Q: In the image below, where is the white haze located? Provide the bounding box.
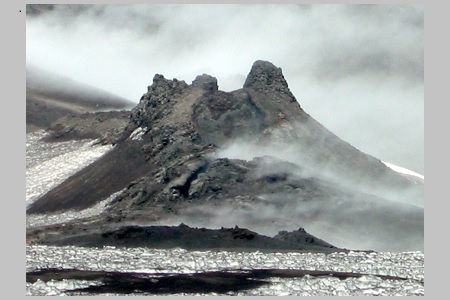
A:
[207,137,424,251]
[26,4,424,174]
[156,193,423,252]
[164,138,425,251]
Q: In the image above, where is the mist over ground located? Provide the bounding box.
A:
[26,4,423,174]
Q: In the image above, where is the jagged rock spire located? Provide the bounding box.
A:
[192,74,218,92]
[243,60,290,94]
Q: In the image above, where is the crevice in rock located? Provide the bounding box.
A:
[171,161,209,198]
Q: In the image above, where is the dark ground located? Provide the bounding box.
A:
[27,267,415,295]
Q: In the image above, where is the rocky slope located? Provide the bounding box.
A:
[26,60,423,252]
[26,65,134,132]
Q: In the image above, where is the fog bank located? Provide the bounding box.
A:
[26,4,424,173]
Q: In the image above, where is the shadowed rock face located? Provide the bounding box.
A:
[244,60,295,97]
[192,74,219,92]
[192,90,266,145]
[26,60,423,251]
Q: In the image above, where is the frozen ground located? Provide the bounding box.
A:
[26,130,114,226]
[26,245,424,296]
[26,131,113,207]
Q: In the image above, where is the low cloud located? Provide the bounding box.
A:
[154,192,423,252]
[26,4,424,173]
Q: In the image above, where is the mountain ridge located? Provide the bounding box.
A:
[26,65,135,132]
[26,60,423,251]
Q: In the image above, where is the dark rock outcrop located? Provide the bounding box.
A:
[192,74,219,92]
[243,60,295,99]
[192,89,266,145]
[27,224,339,252]
[43,110,131,144]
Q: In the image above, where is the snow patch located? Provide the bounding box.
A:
[26,131,113,206]
[129,127,147,140]
[382,162,424,181]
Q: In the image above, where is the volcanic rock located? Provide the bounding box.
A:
[26,60,424,251]
[243,60,295,99]
[26,224,340,252]
[192,74,219,92]
[43,110,131,144]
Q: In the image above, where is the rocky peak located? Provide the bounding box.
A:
[129,61,304,147]
[192,74,218,93]
[243,60,292,95]
[128,74,190,133]
[136,74,190,113]
[146,74,189,96]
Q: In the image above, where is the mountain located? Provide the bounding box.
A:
[26,65,135,132]
[26,61,423,252]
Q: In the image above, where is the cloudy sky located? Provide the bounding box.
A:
[26,4,424,173]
